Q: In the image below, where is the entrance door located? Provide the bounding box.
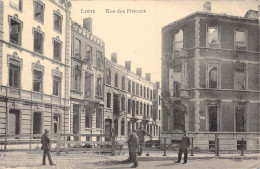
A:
[105,119,112,141]
[9,110,20,135]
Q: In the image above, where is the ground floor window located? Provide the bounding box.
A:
[53,114,60,134]
[121,119,125,136]
[96,108,102,129]
[235,106,246,132]
[9,109,20,135]
[208,106,218,131]
[33,112,42,134]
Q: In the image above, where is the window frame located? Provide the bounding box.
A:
[96,77,103,96]
[52,67,62,97]
[206,62,221,89]
[73,64,82,92]
[33,26,45,55]
[106,69,111,85]
[32,60,44,93]
[53,36,62,61]
[8,109,21,135]
[74,38,81,59]
[207,104,220,132]
[121,76,125,90]
[86,45,92,62]
[7,52,23,88]
[33,0,45,24]
[115,73,118,88]
[234,28,248,51]
[234,104,247,132]
[8,14,23,46]
[206,25,221,49]
[32,111,43,135]
[96,51,103,69]
[9,0,23,12]
[53,9,63,34]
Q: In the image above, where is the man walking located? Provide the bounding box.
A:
[136,124,151,156]
[127,130,138,168]
[175,130,190,164]
[41,129,55,166]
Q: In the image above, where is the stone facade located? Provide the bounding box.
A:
[161,4,260,150]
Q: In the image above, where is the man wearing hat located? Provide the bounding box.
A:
[175,130,190,164]
[127,130,138,168]
[136,124,151,156]
[41,129,55,166]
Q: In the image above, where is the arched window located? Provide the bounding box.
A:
[106,69,111,85]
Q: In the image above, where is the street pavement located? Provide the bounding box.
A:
[0,150,259,169]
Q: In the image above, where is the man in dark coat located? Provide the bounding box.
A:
[127,130,138,168]
[41,129,55,166]
[136,124,151,156]
[175,130,190,164]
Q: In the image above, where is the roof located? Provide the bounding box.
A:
[162,11,259,33]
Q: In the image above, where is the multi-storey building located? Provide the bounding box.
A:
[70,18,105,141]
[0,0,71,148]
[104,55,162,142]
[161,2,259,150]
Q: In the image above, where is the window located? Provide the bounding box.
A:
[150,106,153,117]
[96,77,102,96]
[74,66,81,91]
[140,103,142,115]
[159,110,161,120]
[235,106,246,132]
[86,45,92,62]
[53,114,60,134]
[173,81,180,97]
[207,27,219,48]
[74,38,81,58]
[121,96,125,111]
[53,12,62,33]
[121,119,125,136]
[107,92,111,108]
[10,0,22,11]
[235,29,246,51]
[132,101,135,116]
[208,106,218,131]
[121,76,125,90]
[33,70,43,92]
[84,74,92,98]
[34,30,44,54]
[34,1,44,23]
[106,69,111,85]
[159,95,161,105]
[136,84,139,96]
[9,110,20,135]
[144,87,146,98]
[85,106,92,128]
[147,88,149,99]
[174,29,183,53]
[147,104,149,116]
[33,112,42,134]
[9,19,22,46]
[136,101,139,114]
[96,108,102,128]
[9,63,20,88]
[128,80,131,92]
[208,64,219,89]
[53,39,61,61]
[150,90,152,100]
[53,76,61,96]
[140,85,143,97]
[144,104,146,115]
[132,82,135,95]
[96,51,103,69]
[234,63,246,90]
[115,73,118,88]
[128,99,131,114]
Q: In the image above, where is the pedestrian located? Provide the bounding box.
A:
[136,124,151,156]
[175,130,190,164]
[41,129,55,166]
[127,130,138,168]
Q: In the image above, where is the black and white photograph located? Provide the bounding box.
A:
[0,0,259,168]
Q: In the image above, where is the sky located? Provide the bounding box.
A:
[70,0,259,83]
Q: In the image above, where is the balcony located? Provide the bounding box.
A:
[0,85,68,106]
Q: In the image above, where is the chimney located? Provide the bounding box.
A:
[136,68,142,77]
[83,17,92,33]
[145,73,151,81]
[156,82,160,89]
[203,2,211,13]
[111,52,117,63]
[125,61,131,71]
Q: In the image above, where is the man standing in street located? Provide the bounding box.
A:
[175,130,190,164]
[41,129,55,166]
[136,124,151,156]
[127,130,138,168]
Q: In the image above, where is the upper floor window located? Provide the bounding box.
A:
[207,64,220,89]
[147,88,149,99]
[73,66,81,91]
[74,38,81,59]
[121,76,125,90]
[106,69,111,85]
[107,92,111,108]
[150,90,153,100]
[10,0,22,11]
[234,62,246,90]
[140,85,143,97]
[96,51,103,69]
[121,96,125,111]
[136,84,139,96]
[34,1,44,23]
[132,82,135,95]
[53,11,62,33]
[144,87,146,98]
[173,29,183,56]
[128,80,131,93]
[53,76,61,96]
[9,16,22,46]
[33,27,44,54]
[115,73,118,88]
[9,63,20,88]
[207,27,219,48]
[53,37,62,61]
[86,45,92,62]
[140,102,142,115]
[96,77,102,96]
[33,70,43,92]
[173,81,180,97]
[235,29,247,51]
